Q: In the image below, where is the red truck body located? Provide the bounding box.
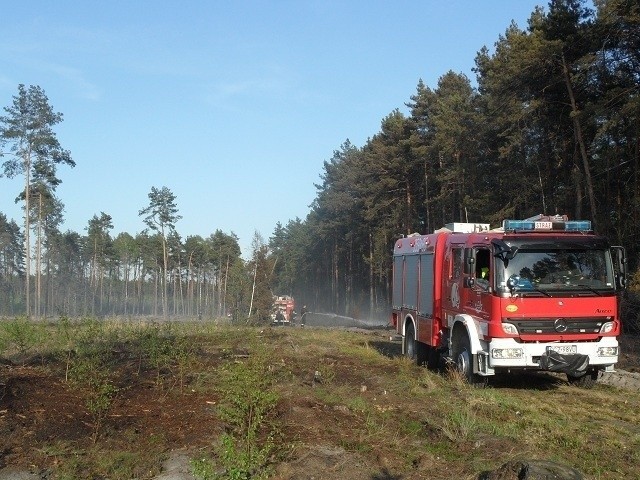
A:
[391,216,626,386]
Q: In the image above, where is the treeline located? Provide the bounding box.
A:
[1,0,639,320]
[270,0,640,318]
[0,86,275,320]
[0,209,259,319]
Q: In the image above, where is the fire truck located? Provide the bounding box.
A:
[391,215,627,387]
[271,295,295,325]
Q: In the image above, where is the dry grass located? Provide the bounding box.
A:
[1,320,639,479]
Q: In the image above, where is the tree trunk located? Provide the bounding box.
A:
[36,194,42,319]
[248,263,257,321]
[333,237,339,312]
[405,182,412,235]
[24,151,31,318]
[223,256,229,317]
[162,236,168,318]
[562,53,597,225]
[369,231,374,316]
[424,160,431,233]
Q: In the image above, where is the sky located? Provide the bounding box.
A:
[0,1,545,257]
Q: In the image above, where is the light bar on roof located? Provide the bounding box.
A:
[502,219,591,232]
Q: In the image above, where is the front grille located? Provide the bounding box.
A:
[504,317,606,334]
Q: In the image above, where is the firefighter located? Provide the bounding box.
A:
[300,305,308,326]
[477,266,490,290]
[475,249,491,290]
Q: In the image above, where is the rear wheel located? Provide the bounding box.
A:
[454,334,487,388]
[405,322,431,367]
[405,323,416,360]
[567,370,599,388]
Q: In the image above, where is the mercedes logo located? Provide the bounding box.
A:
[554,318,568,333]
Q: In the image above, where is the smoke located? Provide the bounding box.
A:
[302,312,388,329]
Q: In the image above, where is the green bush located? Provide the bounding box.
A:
[67,319,119,443]
[0,316,44,359]
[193,345,280,480]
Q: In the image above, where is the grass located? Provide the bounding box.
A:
[0,316,45,359]
[1,318,640,479]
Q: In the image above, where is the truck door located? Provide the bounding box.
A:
[444,244,464,316]
[464,246,492,320]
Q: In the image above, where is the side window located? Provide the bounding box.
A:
[475,248,491,288]
[452,248,463,280]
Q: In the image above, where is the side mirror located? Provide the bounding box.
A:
[612,246,627,290]
[464,248,476,275]
[491,239,518,262]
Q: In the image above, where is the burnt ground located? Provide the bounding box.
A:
[0,329,639,480]
[0,350,224,479]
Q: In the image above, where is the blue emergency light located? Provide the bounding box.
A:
[502,218,591,232]
[564,221,592,231]
[502,220,535,230]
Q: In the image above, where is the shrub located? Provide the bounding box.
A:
[193,345,280,480]
[0,316,44,359]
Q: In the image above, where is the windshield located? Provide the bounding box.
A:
[496,248,615,294]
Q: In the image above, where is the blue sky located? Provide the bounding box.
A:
[1,1,545,257]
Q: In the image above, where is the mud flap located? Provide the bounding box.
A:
[539,350,589,376]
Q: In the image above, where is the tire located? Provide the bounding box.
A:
[454,334,487,388]
[405,323,416,360]
[405,322,429,366]
[567,370,599,388]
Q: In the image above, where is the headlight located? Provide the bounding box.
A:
[597,346,618,357]
[502,323,518,335]
[492,348,524,359]
[600,322,615,334]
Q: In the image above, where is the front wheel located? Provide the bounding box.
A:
[454,334,487,388]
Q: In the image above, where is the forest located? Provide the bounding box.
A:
[1,0,639,321]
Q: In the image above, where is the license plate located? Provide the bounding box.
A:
[547,345,577,354]
[535,221,552,229]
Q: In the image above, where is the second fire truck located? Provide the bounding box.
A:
[271,295,295,325]
[391,215,626,387]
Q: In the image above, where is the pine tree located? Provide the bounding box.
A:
[0,84,74,317]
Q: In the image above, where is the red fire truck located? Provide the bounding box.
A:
[391,215,627,387]
[271,295,295,325]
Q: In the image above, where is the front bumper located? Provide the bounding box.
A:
[485,336,618,372]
